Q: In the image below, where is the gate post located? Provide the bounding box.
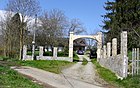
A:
[22,45,27,60]
[53,47,58,59]
[121,31,128,78]
[107,42,111,58]
[38,46,43,60]
[103,45,107,59]
[112,38,117,56]
[69,32,74,62]
[97,32,102,62]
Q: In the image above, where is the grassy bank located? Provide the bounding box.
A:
[0,56,74,87]
[0,64,43,88]
[92,59,140,88]
[19,60,74,74]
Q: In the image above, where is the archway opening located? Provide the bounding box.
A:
[73,38,98,62]
[69,32,102,62]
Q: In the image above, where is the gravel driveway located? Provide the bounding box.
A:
[11,55,109,88]
[61,55,108,88]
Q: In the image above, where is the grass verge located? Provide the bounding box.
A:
[0,64,43,88]
[19,60,74,74]
[82,58,88,65]
[92,59,140,88]
[0,56,74,87]
[73,53,79,62]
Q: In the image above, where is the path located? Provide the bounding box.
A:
[11,55,109,88]
[62,55,108,87]
[78,55,91,62]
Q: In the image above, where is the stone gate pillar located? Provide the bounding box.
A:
[69,32,74,61]
[121,31,128,78]
[121,31,127,56]
[39,46,43,60]
[103,45,107,58]
[22,45,27,60]
[107,42,111,58]
[97,32,102,62]
[112,38,117,56]
[53,47,57,59]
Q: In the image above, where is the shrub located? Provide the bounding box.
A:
[57,52,68,57]
[27,51,39,56]
[43,51,52,56]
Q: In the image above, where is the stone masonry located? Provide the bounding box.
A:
[107,42,111,58]
[99,31,128,78]
[69,31,102,62]
[112,38,117,56]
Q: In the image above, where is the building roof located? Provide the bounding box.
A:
[74,38,87,47]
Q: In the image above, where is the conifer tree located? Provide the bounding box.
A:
[103,0,140,50]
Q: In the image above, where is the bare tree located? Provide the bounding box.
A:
[5,0,41,59]
[68,19,86,35]
[37,9,67,49]
[36,10,86,52]
[0,11,26,58]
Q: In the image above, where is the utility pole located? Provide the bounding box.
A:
[32,14,37,60]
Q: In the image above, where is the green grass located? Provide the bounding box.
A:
[128,51,132,60]
[0,56,74,87]
[0,65,43,88]
[27,51,39,56]
[19,60,74,74]
[82,58,88,65]
[92,59,140,88]
[73,53,79,62]
[85,50,90,55]
[57,52,68,57]
[0,57,73,88]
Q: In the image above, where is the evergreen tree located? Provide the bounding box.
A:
[103,0,140,50]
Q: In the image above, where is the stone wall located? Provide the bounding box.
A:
[36,56,72,62]
[99,31,128,78]
[22,46,72,62]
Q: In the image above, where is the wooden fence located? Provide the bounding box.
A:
[131,48,140,76]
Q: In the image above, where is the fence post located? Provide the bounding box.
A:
[112,38,117,56]
[134,48,137,74]
[121,31,128,78]
[22,45,27,60]
[39,46,43,60]
[107,42,111,58]
[132,48,134,76]
[137,48,139,75]
[103,45,107,59]
[53,47,58,59]
[121,33,123,54]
